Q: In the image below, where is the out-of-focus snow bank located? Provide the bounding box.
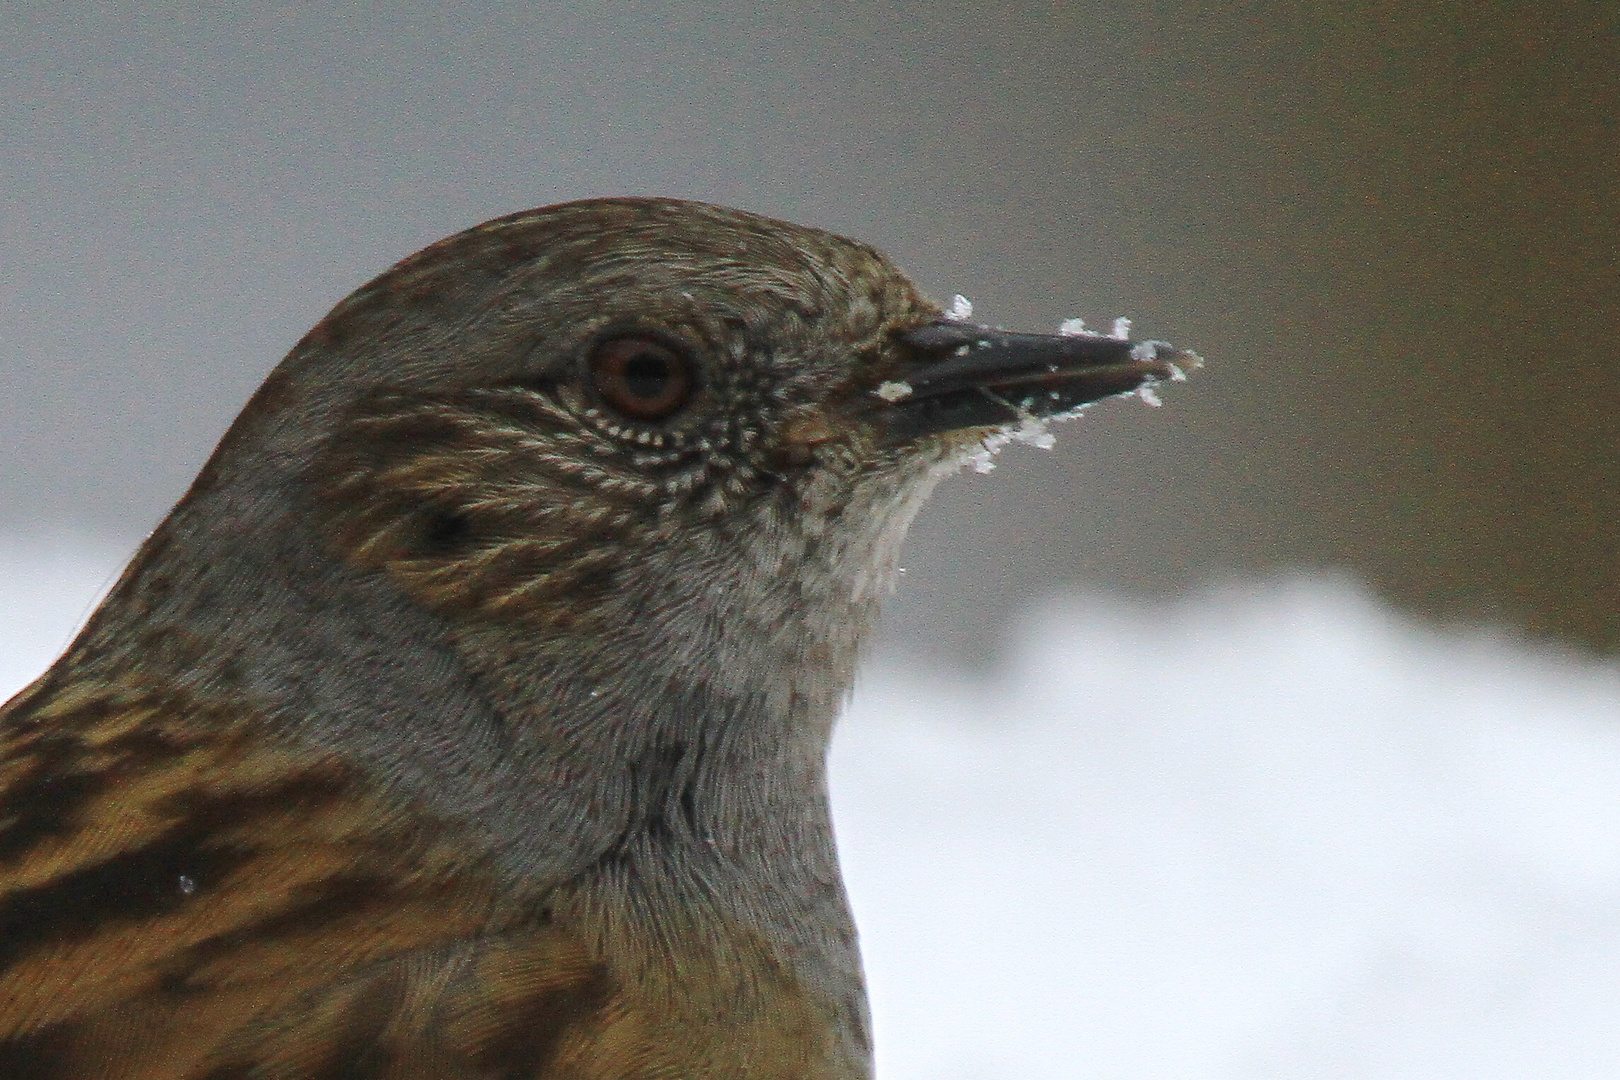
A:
[835,579,1620,1080]
[5,542,1620,1078]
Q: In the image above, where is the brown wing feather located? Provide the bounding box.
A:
[0,673,614,1079]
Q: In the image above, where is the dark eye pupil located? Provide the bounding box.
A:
[621,352,670,400]
[589,334,693,421]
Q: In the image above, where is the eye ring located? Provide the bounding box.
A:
[587,334,694,422]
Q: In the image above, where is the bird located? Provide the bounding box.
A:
[0,197,1194,1079]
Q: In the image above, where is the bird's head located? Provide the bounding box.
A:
[144,197,1191,722]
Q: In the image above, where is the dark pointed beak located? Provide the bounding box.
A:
[881,320,1201,441]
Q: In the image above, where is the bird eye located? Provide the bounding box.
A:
[589,335,693,421]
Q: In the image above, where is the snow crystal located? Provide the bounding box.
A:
[1129,341,1197,385]
[875,381,914,403]
[1110,316,1132,340]
[957,408,1074,473]
[1136,383,1163,407]
[1010,416,1058,450]
[1058,317,1090,337]
[948,294,974,320]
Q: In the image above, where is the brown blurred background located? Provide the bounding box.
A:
[3,1,1616,661]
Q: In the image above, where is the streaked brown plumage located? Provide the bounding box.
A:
[0,198,1193,1078]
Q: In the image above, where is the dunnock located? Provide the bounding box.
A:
[0,198,1193,1079]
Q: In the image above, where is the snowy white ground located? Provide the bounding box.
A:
[5,534,1620,1079]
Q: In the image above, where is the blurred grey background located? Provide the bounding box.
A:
[3,1,1616,661]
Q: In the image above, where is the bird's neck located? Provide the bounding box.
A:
[56,500,882,1080]
[446,560,874,869]
[73,484,881,869]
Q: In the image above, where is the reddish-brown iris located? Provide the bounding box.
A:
[588,335,693,421]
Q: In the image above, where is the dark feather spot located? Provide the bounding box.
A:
[0,827,252,973]
[302,973,407,1080]
[196,1065,256,1080]
[159,872,398,996]
[570,565,618,594]
[0,1022,76,1080]
[0,769,347,974]
[465,963,614,1079]
[416,510,474,557]
[0,739,108,864]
